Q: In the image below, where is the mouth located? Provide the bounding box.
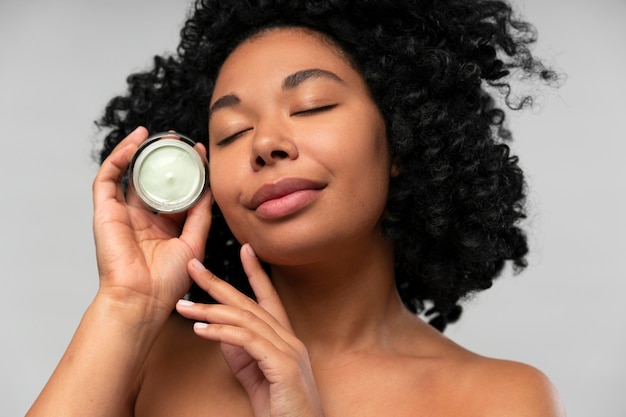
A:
[249,178,326,219]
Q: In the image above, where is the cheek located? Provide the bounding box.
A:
[208,163,225,203]
[208,159,239,212]
[343,131,391,210]
[208,158,253,241]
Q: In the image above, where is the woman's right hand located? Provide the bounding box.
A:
[92,126,213,321]
[26,127,213,417]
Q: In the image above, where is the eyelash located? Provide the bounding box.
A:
[216,128,252,146]
[293,104,337,116]
[215,104,338,146]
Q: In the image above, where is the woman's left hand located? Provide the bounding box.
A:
[175,244,325,417]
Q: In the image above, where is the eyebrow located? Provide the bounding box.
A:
[208,68,344,118]
[208,94,241,118]
[282,68,344,90]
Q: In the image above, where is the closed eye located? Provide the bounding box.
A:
[292,104,338,116]
[216,128,252,146]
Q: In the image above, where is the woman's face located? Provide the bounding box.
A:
[208,28,393,265]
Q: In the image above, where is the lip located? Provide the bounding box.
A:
[249,177,326,218]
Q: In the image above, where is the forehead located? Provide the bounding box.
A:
[212,28,359,98]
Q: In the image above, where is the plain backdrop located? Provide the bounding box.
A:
[1,0,624,416]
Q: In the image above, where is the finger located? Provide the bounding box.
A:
[191,321,296,380]
[179,188,213,259]
[176,300,290,350]
[187,259,260,311]
[124,172,147,210]
[193,141,208,160]
[187,259,299,345]
[93,126,148,207]
[186,259,289,331]
[241,244,292,332]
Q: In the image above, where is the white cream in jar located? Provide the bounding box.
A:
[130,132,208,213]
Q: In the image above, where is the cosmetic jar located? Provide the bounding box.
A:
[129,132,208,213]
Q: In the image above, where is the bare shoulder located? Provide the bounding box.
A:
[457,354,567,417]
[374,316,567,417]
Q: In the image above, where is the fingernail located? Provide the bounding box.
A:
[177,299,194,307]
[192,258,206,270]
[245,243,256,258]
[194,322,209,330]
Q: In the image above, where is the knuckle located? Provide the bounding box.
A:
[240,309,257,322]
[242,295,258,308]
[208,323,223,333]
[241,328,259,344]
[291,340,309,358]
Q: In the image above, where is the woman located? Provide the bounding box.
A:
[28,1,565,416]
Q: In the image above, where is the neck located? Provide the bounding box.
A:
[269,234,409,361]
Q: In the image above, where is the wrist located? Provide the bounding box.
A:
[91,289,173,332]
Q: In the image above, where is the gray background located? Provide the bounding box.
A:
[1,0,624,416]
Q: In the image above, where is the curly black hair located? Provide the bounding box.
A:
[97,0,556,331]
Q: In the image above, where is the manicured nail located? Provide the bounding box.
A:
[194,322,209,330]
[245,243,256,258]
[192,258,206,270]
[177,299,194,307]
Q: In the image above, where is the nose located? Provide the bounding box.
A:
[250,121,298,169]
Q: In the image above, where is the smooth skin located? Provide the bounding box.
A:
[27,28,566,417]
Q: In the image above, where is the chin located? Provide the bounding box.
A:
[253,241,324,266]
[246,232,344,267]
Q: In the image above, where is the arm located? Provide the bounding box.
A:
[27,127,213,417]
[26,295,164,417]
